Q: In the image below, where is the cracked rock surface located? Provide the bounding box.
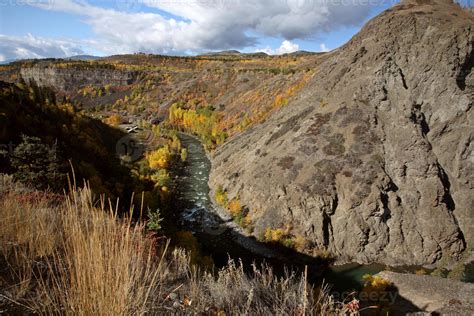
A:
[19,64,138,92]
[210,0,473,265]
[377,271,474,314]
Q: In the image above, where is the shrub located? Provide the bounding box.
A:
[312,248,332,259]
[214,185,228,207]
[150,169,172,188]
[146,209,163,232]
[269,68,281,75]
[274,94,289,107]
[277,156,295,170]
[233,212,245,226]
[361,274,393,313]
[281,237,295,248]
[104,114,122,126]
[448,256,468,280]
[264,227,286,243]
[237,114,252,131]
[243,213,253,230]
[362,275,391,292]
[104,84,111,94]
[228,198,242,217]
[415,268,427,275]
[294,235,308,252]
[170,134,182,152]
[263,226,302,250]
[180,148,188,162]
[147,147,172,169]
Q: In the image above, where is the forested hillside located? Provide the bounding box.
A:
[0,80,145,199]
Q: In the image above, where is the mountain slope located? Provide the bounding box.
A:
[209,0,473,265]
[0,54,319,139]
[0,80,143,199]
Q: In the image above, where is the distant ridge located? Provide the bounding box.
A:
[199,50,269,58]
[287,50,320,56]
[0,59,15,65]
[201,50,241,56]
[200,50,321,57]
[0,50,328,64]
[0,55,101,65]
[66,55,101,61]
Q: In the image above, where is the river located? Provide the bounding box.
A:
[173,133,473,293]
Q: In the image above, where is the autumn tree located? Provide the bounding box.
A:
[104,114,122,126]
[147,147,172,169]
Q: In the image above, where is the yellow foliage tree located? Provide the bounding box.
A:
[274,94,289,107]
[214,185,228,207]
[169,103,227,150]
[104,114,121,126]
[228,198,242,217]
[362,275,391,292]
[361,274,393,313]
[264,228,286,242]
[147,147,171,169]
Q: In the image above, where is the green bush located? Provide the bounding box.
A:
[146,209,163,232]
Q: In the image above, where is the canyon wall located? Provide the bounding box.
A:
[210,0,473,265]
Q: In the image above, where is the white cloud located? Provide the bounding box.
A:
[319,43,330,52]
[0,34,84,61]
[277,40,300,54]
[1,0,372,59]
[258,40,300,55]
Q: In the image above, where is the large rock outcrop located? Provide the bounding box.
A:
[376,271,474,314]
[210,0,473,265]
[19,62,138,91]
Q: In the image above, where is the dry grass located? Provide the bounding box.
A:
[0,176,61,261]
[0,174,353,315]
[0,175,165,315]
[38,186,163,315]
[188,261,347,315]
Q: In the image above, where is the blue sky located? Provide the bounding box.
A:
[0,0,470,61]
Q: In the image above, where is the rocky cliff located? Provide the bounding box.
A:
[210,0,473,266]
[18,62,138,91]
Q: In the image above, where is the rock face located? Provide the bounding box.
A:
[464,6,474,14]
[210,0,473,265]
[376,271,474,314]
[19,62,138,91]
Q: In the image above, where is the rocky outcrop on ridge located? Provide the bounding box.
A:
[18,62,138,91]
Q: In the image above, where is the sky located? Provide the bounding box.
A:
[0,0,470,61]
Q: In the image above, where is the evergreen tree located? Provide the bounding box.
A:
[10,135,67,191]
